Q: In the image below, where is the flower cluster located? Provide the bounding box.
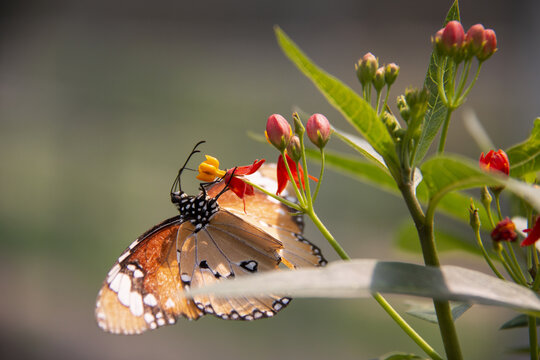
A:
[433,21,497,62]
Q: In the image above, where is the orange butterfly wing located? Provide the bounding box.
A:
[96,216,203,334]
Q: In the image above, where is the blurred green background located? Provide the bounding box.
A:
[1,0,539,359]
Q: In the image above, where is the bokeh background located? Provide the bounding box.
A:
[2,0,539,359]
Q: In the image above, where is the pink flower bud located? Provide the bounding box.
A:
[306,113,332,148]
[265,114,292,151]
[286,135,302,162]
[477,29,497,62]
[441,21,465,56]
[432,28,445,55]
[466,24,485,55]
[355,52,378,86]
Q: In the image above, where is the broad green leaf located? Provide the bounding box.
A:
[415,1,460,163]
[333,127,388,170]
[499,314,540,330]
[379,353,426,360]
[275,27,400,178]
[421,155,540,213]
[507,118,540,178]
[463,109,495,152]
[406,301,471,324]
[395,222,481,255]
[187,259,540,317]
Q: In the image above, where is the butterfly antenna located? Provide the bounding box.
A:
[171,141,206,194]
[214,167,237,200]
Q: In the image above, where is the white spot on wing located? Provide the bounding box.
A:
[109,273,122,292]
[165,298,175,309]
[129,239,140,249]
[130,292,144,316]
[133,269,144,278]
[143,294,158,307]
[107,264,121,283]
[157,318,166,326]
[117,274,132,306]
[117,251,130,263]
[144,312,154,324]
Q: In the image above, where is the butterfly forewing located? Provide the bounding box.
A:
[96,216,203,334]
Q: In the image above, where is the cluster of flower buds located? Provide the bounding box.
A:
[265,113,332,151]
[433,21,497,62]
[355,53,400,91]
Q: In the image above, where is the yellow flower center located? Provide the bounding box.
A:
[196,155,226,182]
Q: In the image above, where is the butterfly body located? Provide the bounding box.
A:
[96,152,325,335]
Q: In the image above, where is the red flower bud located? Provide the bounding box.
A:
[477,29,497,62]
[465,24,485,55]
[265,114,292,151]
[432,28,445,55]
[521,217,540,247]
[479,149,510,176]
[491,218,517,242]
[306,113,332,149]
[441,21,465,56]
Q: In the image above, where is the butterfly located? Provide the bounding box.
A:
[95,142,326,334]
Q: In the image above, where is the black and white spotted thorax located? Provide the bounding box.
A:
[171,192,219,232]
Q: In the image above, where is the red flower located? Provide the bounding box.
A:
[223,159,265,199]
[491,217,517,242]
[521,217,540,247]
[479,149,510,175]
[276,154,317,195]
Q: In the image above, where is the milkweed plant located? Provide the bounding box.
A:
[191,1,540,359]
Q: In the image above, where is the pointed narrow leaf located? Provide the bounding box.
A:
[406,301,472,324]
[421,155,540,212]
[275,27,400,177]
[415,1,460,163]
[463,109,495,152]
[500,314,530,330]
[333,127,388,169]
[187,260,540,316]
[379,353,426,360]
[506,118,540,178]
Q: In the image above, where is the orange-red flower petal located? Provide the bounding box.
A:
[276,154,317,195]
[521,217,540,247]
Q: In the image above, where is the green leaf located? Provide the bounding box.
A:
[395,222,481,255]
[415,1,460,163]
[187,259,540,317]
[406,301,471,324]
[421,155,540,213]
[507,118,540,178]
[378,352,426,360]
[275,26,400,178]
[305,148,398,194]
[333,127,388,170]
[500,314,531,330]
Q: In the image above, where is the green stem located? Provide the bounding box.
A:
[375,89,382,114]
[454,59,472,103]
[498,248,524,284]
[493,192,503,221]
[373,293,443,360]
[298,133,313,209]
[311,148,325,203]
[529,316,538,360]
[506,243,528,284]
[473,225,505,279]
[437,107,454,154]
[437,57,449,106]
[306,208,441,360]
[382,84,391,115]
[401,179,463,360]
[456,62,483,105]
[243,180,302,211]
[281,151,307,207]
